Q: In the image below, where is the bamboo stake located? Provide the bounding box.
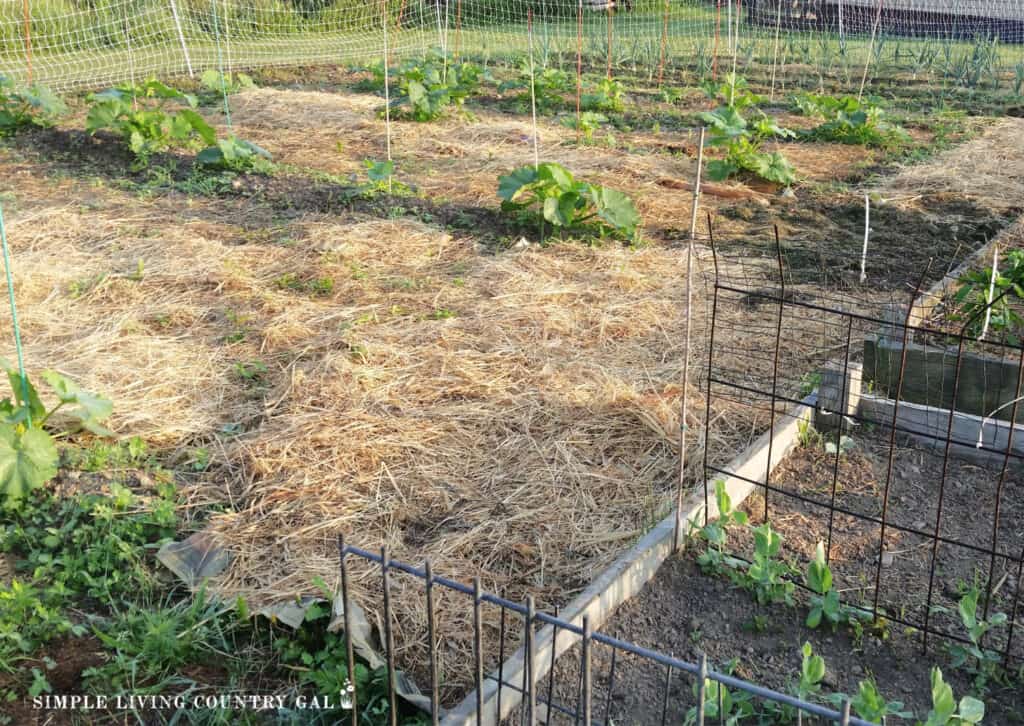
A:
[168,0,193,77]
[860,192,871,283]
[674,127,705,553]
[657,0,669,88]
[22,0,31,84]
[980,245,999,341]
[858,0,883,100]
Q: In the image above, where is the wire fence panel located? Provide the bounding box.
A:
[700,225,1024,667]
[338,540,873,725]
[0,0,1023,97]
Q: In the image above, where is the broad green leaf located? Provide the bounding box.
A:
[926,668,957,725]
[705,159,739,182]
[177,109,216,145]
[196,145,225,166]
[958,696,985,723]
[85,101,124,133]
[39,370,113,433]
[0,424,58,509]
[497,166,539,202]
[0,359,45,424]
[587,185,640,236]
[539,162,575,192]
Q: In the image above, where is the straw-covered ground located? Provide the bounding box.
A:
[2,67,1024,705]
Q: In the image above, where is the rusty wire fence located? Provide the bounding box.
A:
[700,221,1024,666]
[338,540,873,725]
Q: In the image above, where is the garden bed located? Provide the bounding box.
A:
[543,428,1024,723]
[1,63,1024,715]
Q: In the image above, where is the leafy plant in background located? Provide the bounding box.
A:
[933,584,1008,692]
[498,65,571,113]
[581,78,625,113]
[793,93,911,149]
[699,103,796,186]
[701,72,761,111]
[199,69,256,97]
[390,52,487,121]
[0,361,113,510]
[0,76,65,135]
[86,79,216,167]
[497,162,640,241]
[952,249,1024,345]
[694,479,748,574]
[560,111,608,145]
[922,668,985,725]
[741,522,796,605]
[197,136,273,173]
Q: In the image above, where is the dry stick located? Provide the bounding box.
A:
[859,192,871,283]
[673,127,706,553]
[857,0,883,101]
[768,0,783,101]
[576,0,583,145]
[980,244,999,341]
[168,0,194,77]
[382,0,394,194]
[21,0,31,84]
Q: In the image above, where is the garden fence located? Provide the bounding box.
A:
[1,0,1023,97]
[700,221,1024,667]
[338,539,874,725]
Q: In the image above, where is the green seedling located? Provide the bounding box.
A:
[683,659,754,726]
[934,583,1008,692]
[922,667,985,725]
[196,136,273,173]
[695,479,748,574]
[829,679,912,723]
[743,522,796,605]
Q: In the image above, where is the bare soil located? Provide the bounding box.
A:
[537,431,1024,724]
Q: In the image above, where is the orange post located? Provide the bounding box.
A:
[576,0,583,143]
[454,0,462,58]
[657,0,669,88]
[22,0,32,84]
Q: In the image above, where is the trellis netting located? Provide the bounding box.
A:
[0,1,1023,95]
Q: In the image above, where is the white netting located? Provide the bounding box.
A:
[0,1,1022,97]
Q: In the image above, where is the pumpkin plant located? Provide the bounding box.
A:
[498,162,640,240]
[0,359,112,509]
